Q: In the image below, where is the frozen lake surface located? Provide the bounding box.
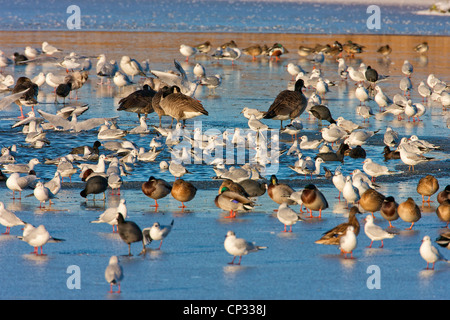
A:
[0,1,449,301]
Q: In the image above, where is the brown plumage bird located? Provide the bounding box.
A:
[315,206,361,245]
[117,84,156,120]
[151,85,171,127]
[417,175,439,204]
[437,185,450,204]
[11,76,39,118]
[301,184,329,219]
[380,196,399,228]
[267,175,296,206]
[398,197,421,230]
[141,176,172,208]
[159,86,208,127]
[359,189,385,217]
[263,79,307,129]
[436,199,450,228]
[171,179,197,209]
[242,44,263,60]
[55,81,72,104]
[219,179,249,198]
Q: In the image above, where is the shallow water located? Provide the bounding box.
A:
[0,2,449,302]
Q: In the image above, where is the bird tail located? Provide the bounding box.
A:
[256,246,267,250]
[80,190,87,198]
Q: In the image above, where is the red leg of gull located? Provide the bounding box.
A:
[2,227,10,235]
[228,256,236,265]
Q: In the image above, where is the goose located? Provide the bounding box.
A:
[117,84,156,120]
[263,79,307,129]
[159,86,208,127]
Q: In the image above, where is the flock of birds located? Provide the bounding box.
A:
[0,37,449,294]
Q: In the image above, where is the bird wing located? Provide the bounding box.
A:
[0,89,30,110]
[37,109,72,130]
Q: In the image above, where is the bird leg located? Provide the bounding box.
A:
[228,256,236,265]
[224,210,236,219]
[406,222,415,230]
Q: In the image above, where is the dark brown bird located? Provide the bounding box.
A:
[315,206,361,245]
[380,196,399,228]
[263,79,307,129]
[436,199,450,228]
[267,175,296,206]
[141,176,172,208]
[437,185,450,204]
[239,179,267,197]
[80,170,108,200]
[309,104,336,124]
[383,146,400,161]
[151,85,171,127]
[55,81,72,104]
[11,76,39,118]
[219,179,249,198]
[117,213,145,256]
[117,84,156,119]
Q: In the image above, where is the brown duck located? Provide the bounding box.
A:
[359,189,385,217]
[417,175,439,204]
[398,197,421,230]
[380,196,399,228]
[436,199,450,228]
[141,176,172,207]
[267,175,296,206]
[301,184,329,219]
[315,206,361,245]
[437,185,450,204]
[171,179,197,209]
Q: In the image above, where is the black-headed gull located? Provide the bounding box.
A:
[420,235,449,270]
[364,215,395,248]
[119,55,146,80]
[276,203,303,232]
[362,158,395,182]
[6,171,37,199]
[105,256,124,293]
[90,198,127,232]
[19,223,64,255]
[142,220,174,250]
[339,226,357,259]
[224,230,267,265]
[0,201,25,234]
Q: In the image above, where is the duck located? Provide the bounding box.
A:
[267,43,288,61]
[315,206,361,245]
[414,42,428,54]
[267,175,296,206]
[116,213,145,256]
[398,197,421,230]
[171,179,197,209]
[300,184,328,219]
[141,176,172,208]
[263,79,307,129]
[436,231,450,249]
[416,175,440,205]
[242,44,263,60]
[218,179,249,198]
[117,84,156,120]
[316,142,349,163]
[277,203,303,232]
[359,189,385,217]
[238,179,267,197]
[214,187,255,218]
[347,145,366,159]
[377,44,392,56]
[194,41,211,54]
[380,196,399,228]
[437,185,450,204]
[159,86,208,127]
[436,200,450,228]
[383,146,400,161]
